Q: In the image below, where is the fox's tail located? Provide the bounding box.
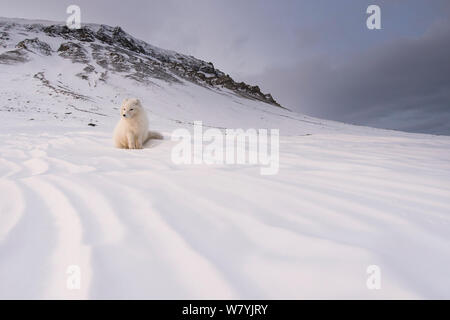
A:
[145,130,164,143]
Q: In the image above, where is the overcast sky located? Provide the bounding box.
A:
[1,0,449,134]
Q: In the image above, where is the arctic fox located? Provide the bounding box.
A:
[113,98,162,149]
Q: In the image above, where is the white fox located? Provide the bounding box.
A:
[113,98,162,149]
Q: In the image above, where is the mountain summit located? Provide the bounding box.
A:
[0,18,280,107]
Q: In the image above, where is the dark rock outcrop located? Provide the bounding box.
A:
[7,21,282,107]
[16,38,52,55]
[57,41,89,63]
[0,49,28,64]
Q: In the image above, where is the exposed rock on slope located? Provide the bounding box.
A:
[16,37,52,55]
[0,20,281,107]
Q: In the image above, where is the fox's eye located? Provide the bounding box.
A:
[130,109,134,111]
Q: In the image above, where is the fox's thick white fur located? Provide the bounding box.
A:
[113,98,161,149]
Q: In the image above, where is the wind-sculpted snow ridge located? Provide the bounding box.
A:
[0,17,280,107]
[0,126,449,299]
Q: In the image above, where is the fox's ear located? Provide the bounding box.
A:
[122,98,129,105]
[134,98,141,105]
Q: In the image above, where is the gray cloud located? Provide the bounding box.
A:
[246,19,450,135]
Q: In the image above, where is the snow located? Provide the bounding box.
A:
[1,18,450,299]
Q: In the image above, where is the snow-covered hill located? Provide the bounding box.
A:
[1,17,450,299]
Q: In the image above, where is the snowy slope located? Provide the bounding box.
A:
[1,18,450,299]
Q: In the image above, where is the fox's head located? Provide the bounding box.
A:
[121,98,143,119]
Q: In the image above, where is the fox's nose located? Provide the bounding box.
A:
[122,114,126,117]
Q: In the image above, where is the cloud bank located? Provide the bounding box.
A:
[249,20,450,135]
